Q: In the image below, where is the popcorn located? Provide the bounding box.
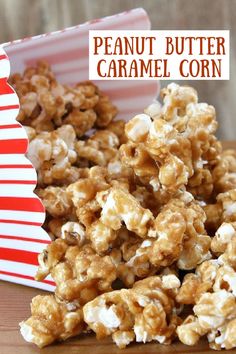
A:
[144,100,162,119]
[36,186,73,218]
[177,251,236,349]
[217,189,236,223]
[212,149,236,193]
[11,62,117,134]
[23,125,36,141]
[86,220,118,254]
[47,218,65,239]
[211,222,236,255]
[27,125,77,186]
[16,71,236,351]
[76,130,119,166]
[120,83,218,199]
[83,276,181,348]
[97,187,154,238]
[94,94,118,128]
[177,290,236,350]
[107,120,127,144]
[67,166,109,208]
[36,240,117,305]
[203,188,236,235]
[176,315,207,346]
[120,197,211,283]
[204,202,223,233]
[61,221,86,246]
[74,81,100,110]
[63,108,97,137]
[19,295,84,348]
[125,113,152,142]
[36,239,68,280]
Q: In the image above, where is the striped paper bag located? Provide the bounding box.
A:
[0,8,160,291]
[0,46,52,290]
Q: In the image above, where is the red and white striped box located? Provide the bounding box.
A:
[0,8,160,291]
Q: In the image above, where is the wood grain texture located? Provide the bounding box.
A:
[0,141,236,353]
[0,0,235,139]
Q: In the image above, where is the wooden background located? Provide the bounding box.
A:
[0,0,235,139]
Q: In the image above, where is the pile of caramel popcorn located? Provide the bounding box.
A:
[13,62,236,350]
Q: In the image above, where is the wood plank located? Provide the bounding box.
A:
[1,141,236,354]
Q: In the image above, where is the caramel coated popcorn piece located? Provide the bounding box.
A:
[76,129,119,166]
[24,126,36,141]
[36,241,117,304]
[204,203,223,233]
[37,185,73,218]
[94,94,118,127]
[47,218,65,239]
[211,222,236,255]
[107,120,127,144]
[177,290,236,350]
[204,189,236,234]
[27,125,77,186]
[61,221,86,246]
[217,189,236,223]
[212,149,236,193]
[20,295,84,348]
[83,276,181,348]
[177,251,236,350]
[177,315,207,346]
[76,185,154,254]
[121,196,211,283]
[64,108,97,137]
[120,83,218,199]
[97,187,154,238]
[36,239,68,280]
[86,220,117,254]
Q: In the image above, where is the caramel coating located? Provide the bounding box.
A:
[177,244,236,349]
[76,130,119,166]
[17,75,236,351]
[37,186,73,218]
[11,62,117,134]
[83,276,181,348]
[212,149,236,193]
[36,241,117,304]
[27,125,77,186]
[121,83,219,200]
[20,295,84,348]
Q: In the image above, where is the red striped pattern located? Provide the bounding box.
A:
[0,271,55,286]
[0,54,8,61]
[0,124,22,129]
[0,234,50,244]
[0,180,36,184]
[0,78,15,95]
[104,82,158,100]
[0,197,44,212]
[0,139,28,153]
[1,247,39,265]
[0,164,33,168]
[0,47,49,290]
[26,47,88,67]
[0,219,42,226]
[0,104,19,111]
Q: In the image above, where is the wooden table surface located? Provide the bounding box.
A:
[1,141,236,354]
